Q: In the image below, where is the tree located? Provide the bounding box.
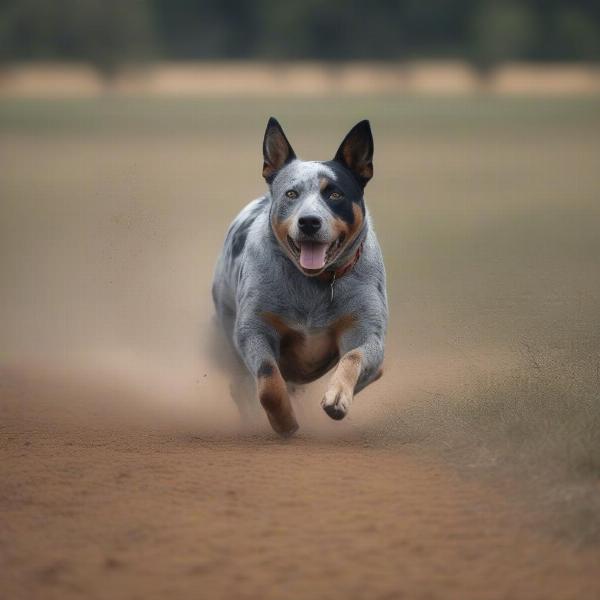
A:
[0,0,154,77]
[470,1,538,72]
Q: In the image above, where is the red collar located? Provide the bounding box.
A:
[317,241,364,283]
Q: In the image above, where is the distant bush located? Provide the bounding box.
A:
[0,0,599,74]
[0,0,154,77]
[471,2,538,71]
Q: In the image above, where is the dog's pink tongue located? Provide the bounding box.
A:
[299,242,328,270]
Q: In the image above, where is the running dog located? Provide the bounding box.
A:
[212,117,387,436]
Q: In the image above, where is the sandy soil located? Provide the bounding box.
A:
[2,366,599,600]
[2,96,600,599]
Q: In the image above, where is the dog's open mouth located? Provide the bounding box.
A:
[287,235,345,271]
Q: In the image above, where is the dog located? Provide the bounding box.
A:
[212,117,387,436]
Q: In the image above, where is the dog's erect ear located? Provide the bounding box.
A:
[333,120,374,187]
[262,117,296,182]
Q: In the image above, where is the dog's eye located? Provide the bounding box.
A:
[329,191,343,200]
[285,190,299,199]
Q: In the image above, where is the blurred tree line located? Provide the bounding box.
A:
[0,0,599,75]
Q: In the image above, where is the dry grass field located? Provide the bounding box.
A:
[1,96,600,599]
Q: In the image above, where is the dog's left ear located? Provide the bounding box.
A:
[333,120,374,187]
[262,117,296,182]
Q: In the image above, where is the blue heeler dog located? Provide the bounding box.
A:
[212,118,387,436]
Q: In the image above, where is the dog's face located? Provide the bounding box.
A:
[262,118,373,276]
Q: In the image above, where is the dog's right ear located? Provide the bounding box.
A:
[262,117,296,182]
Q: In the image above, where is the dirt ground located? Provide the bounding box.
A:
[1,96,600,598]
[2,366,600,600]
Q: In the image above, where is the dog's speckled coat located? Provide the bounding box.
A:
[212,118,387,435]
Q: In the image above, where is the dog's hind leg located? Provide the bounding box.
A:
[207,311,263,428]
[256,361,298,437]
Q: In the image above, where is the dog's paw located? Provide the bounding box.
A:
[264,406,299,438]
[321,385,352,421]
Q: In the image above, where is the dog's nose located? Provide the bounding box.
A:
[298,215,322,235]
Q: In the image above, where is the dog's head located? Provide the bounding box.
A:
[263,117,373,276]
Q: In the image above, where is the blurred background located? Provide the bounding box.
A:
[0,0,600,94]
[2,2,600,598]
[0,0,599,422]
[1,0,600,71]
[1,0,599,419]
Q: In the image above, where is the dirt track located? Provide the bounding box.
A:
[2,367,599,600]
[2,96,600,599]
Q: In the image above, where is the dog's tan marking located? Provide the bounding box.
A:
[331,214,351,241]
[321,349,364,419]
[349,202,365,241]
[256,360,298,436]
[329,202,364,257]
[343,146,373,181]
[319,177,331,192]
[331,349,363,391]
[352,202,364,227]
[270,214,293,249]
[261,312,356,384]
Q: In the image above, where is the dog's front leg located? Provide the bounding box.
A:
[322,333,384,421]
[234,320,298,437]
